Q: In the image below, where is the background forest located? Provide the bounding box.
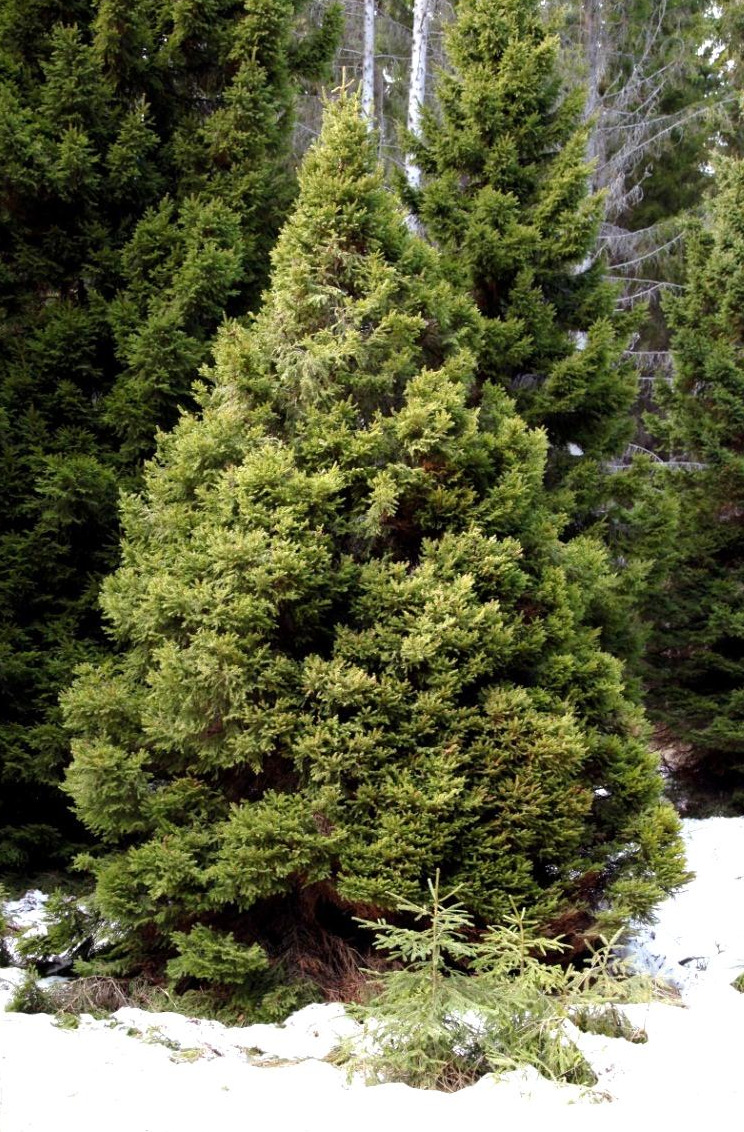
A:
[1,0,743,1019]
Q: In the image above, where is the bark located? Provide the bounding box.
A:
[362,0,375,119]
[404,0,433,190]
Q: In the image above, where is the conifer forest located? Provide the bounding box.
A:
[1,0,743,1023]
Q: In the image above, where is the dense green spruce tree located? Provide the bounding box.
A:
[62,94,685,1017]
[408,0,637,505]
[405,0,663,691]
[645,159,744,793]
[0,0,340,868]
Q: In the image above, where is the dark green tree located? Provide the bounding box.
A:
[645,159,744,796]
[407,0,637,509]
[718,1,744,157]
[0,0,340,869]
[404,0,665,695]
[62,95,685,1018]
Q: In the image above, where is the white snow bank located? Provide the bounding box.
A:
[3,817,744,1129]
[109,1002,361,1062]
[0,1011,587,1132]
[625,816,744,995]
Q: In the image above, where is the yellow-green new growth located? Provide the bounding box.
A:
[63,93,684,1016]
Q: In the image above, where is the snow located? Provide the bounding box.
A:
[0,967,26,1009]
[2,817,744,1129]
[110,1002,361,1062]
[623,817,744,994]
[2,891,49,963]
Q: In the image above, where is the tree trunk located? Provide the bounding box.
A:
[404,0,433,190]
[362,0,375,120]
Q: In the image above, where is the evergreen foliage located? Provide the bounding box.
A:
[343,873,651,1090]
[0,0,340,868]
[408,0,637,505]
[63,94,685,1015]
[405,0,662,694]
[646,160,744,789]
[5,972,58,1016]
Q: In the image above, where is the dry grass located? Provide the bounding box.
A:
[48,976,172,1017]
[278,921,394,1005]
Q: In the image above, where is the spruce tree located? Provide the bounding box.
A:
[62,94,685,1017]
[408,0,637,503]
[405,0,676,691]
[645,159,744,794]
[0,0,340,868]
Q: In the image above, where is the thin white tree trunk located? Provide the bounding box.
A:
[404,0,433,190]
[362,0,375,120]
[573,0,604,275]
[583,0,604,171]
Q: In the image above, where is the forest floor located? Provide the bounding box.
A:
[1,817,744,1130]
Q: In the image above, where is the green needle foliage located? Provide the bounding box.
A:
[409,0,637,508]
[343,872,652,1091]
[62,93,685,1017]
[0,0,340,869]
[406,0,678,696]
[646,159,744,792]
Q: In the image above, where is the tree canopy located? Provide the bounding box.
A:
[0,0,340,867]
[62,94,685,1016]
[409,0,637,505]
[646,159,744,794]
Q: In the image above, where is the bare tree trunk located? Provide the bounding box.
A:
[404,0,433,190]
[362,0,375,120]
[572,0,604,275]
[583,0,603,168]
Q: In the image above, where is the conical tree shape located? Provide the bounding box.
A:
[646,159,744,791]
[0,0,340,868]
[409,0,669,693]
[63,95,684,1017]
[410,0,636,499]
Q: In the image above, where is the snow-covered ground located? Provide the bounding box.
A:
[2,891,49,965]
[2,817,744,1130]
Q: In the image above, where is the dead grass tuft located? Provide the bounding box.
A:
[279,924,386,1004]
[48,976,172,1017]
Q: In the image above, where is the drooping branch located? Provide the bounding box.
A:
[567,0,719,302]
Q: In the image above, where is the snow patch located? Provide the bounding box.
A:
[624,817,744,994]
[109,1002,360,1062]
[3,891,49,963]
[4,818,744,1127]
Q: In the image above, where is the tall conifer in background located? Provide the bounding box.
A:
[402,0,663,686]
[645,160,744,796]
[62,95,684,1018]
[407,0,637,510]
[0,0,340,868]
